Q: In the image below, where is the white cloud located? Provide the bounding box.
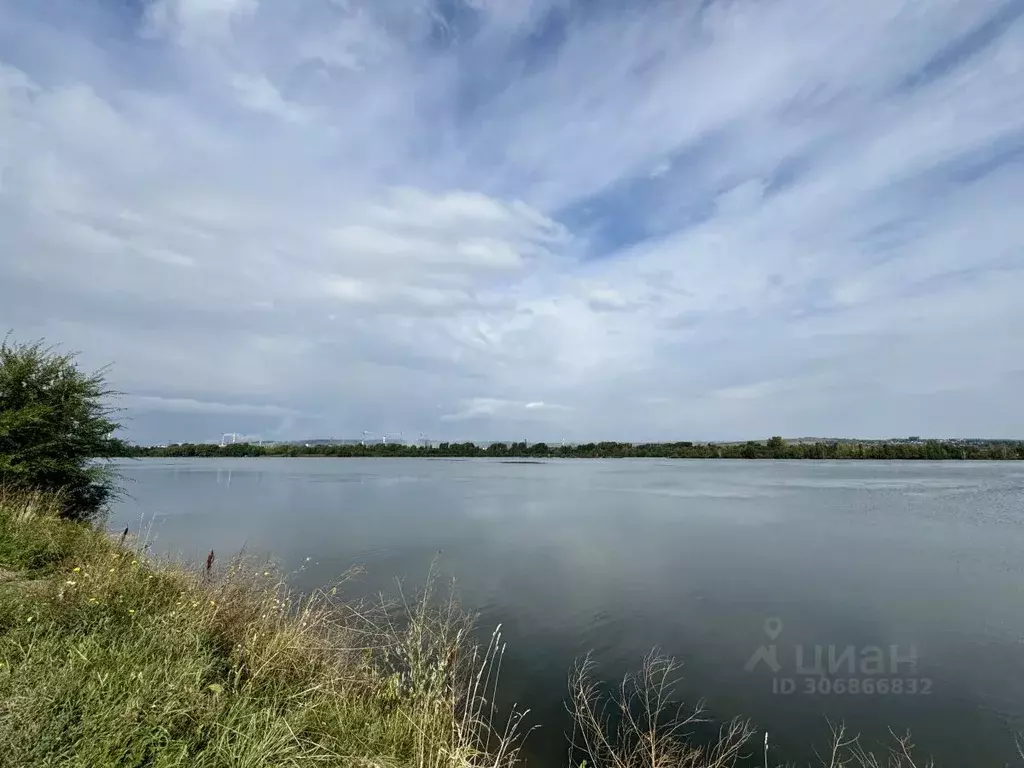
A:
[229,74,309,123]
[2,0,1023,442]
[441,398,515,422]
[586,288,631,312]
[122,395,298,417]
[145,0,259,42]
[649,161,672,179]
[442,398,571,422]
[525,401,570,411]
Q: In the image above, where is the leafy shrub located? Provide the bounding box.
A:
[0,337,121,521]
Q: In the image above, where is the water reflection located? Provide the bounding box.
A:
[111,459,1024,766]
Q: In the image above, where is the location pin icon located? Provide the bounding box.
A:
[764,617,783,641]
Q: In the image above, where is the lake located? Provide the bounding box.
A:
[110,458,1024,766]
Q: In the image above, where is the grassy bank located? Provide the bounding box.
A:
[0,489,524,768]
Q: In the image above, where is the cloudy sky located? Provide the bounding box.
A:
[1,0,1022,444]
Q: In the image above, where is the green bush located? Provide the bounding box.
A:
[0,337,121,521]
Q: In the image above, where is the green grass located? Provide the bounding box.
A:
[0,490,524,768]
[0,490,97,574]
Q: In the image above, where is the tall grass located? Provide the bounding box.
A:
[0,490,527,768]
[568,653,952,768]
[569,652,755,768]
[0,487,97,574]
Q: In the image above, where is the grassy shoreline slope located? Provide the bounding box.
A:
[0,489,524,768]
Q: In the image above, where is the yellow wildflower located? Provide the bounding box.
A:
[72,567,81,573]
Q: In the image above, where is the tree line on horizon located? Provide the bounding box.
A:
[4,330,1022,528]
[116,436,1024,461]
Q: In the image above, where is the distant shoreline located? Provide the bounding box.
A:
[114,437,1024,461]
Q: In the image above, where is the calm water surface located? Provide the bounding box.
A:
[111,459,1024,766]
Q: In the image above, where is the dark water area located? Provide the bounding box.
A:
[110,458,1024,766]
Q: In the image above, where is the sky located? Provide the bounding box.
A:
[1,0,1022,444]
